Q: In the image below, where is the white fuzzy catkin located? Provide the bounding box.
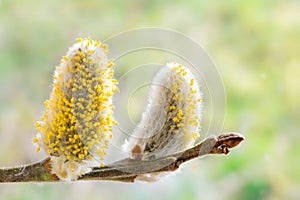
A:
[34,38,118,181]
[123,62,203,160]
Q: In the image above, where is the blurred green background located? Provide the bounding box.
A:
[1,0,300,199]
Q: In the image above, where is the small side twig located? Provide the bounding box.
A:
[0,132,244,183]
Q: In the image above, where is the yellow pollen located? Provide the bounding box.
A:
[35,146,40,152]
[34,37,118,164]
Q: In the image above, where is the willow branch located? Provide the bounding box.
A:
[0,132,244,183]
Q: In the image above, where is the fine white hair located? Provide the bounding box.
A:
[123,62,203,160]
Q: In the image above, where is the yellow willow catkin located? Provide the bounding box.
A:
[123,62,203,160]
[33,38,118,181]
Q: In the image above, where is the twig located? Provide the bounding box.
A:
[0,132,244,183]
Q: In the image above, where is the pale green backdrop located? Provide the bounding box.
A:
[0,0,299,199]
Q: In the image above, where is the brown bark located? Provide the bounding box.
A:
[0,132,244,183]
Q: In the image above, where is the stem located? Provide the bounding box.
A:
[0,158,58,182]
[0,132,244,183]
